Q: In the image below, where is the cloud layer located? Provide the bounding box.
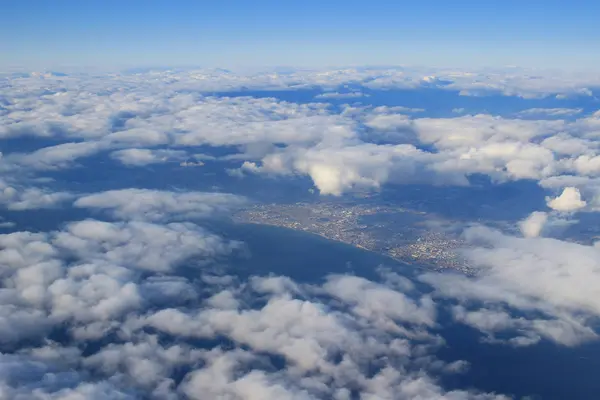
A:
[3,68,600,204]
[75,189,247,221]
[1,66,600,398]
[0,215,509,399]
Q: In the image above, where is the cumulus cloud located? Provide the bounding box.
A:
[5,69,600,203]
[421,225,600,347]
[75,188,247,221]
[451,305,595,347]
[322,274,436,327]
[241,142,469,195]
[237,111,600,196]
[5,66,600,399]
[413,114,564,150]
[519,211,548,238]
[0,85,354,172]
[110,148,188,166]
[133,274,502,399]
[53,219,241,273]
[0,223,239,343]
[0,216,507,399]
[364,113,412,132]
[314,91,368,99]
[0,179,72,210]
[546,186,587,212]
[1,141,107,171]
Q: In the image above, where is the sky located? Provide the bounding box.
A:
[2,0,600,70]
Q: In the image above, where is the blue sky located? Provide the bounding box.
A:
[2,0,599,70]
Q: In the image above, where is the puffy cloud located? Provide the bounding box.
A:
[5,69,600,203]
[546,187,587,212]
[135,274,503,399]
[0,180,72,210]
[519,211,548,238]
[171,98,353,148]
[314,91,367,99]
[0,217,507,399]
[230,108,599,196]
[568,154,600,176]
[451,305,596,347]
[413,115,564,150]
[232,110,600,196]
[0,351,134,399]
[0,84,355,173]
[83,334,206,395]
[143,297,353,371]
[364,113,412,132]
[178,348,505,400]
[421,225,600,347]
[241,143,468,195]
[539,133,592,156]
[7,66,600,399]
[322,275,436,327]
[53,219,241,272]
[0,216,241,345]
[4,141,107,170]
[121,66,591,99]
[109,148,188,166]
[75,188,246,221]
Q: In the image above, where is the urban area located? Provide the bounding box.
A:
[233,201,473,274]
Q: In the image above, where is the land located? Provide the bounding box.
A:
[233,201,474,274]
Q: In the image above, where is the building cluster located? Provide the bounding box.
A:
[234,201,472,274]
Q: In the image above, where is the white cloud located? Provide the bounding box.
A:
[539,133,592,156]
[75,188,246,221]
[0,216,508,398]
[172,98,353,148]
[516,108,583,117]
[422,225,600,346]
[4,141,107,170]
[232,110,600,196]
[451,305,596,347]
[314,91,367,99]
[546,187,587,212]
[110,148,188,166]
[413,115,564,150]
[323,274,436,327]
[83,335,206,395]
[53,219,241,272]
[5,69,600,203]
[0,350,135,399]
[519,211,548,238]
[381,105,425,113]
[8,66,600,399]
[241,143,468,195]
[135,274,504,399]
[0,180,72,210]
[179,349,315,400]
[0,217,242,344]
[364,113,412,132]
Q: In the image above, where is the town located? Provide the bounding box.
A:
[233,201,473,274]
